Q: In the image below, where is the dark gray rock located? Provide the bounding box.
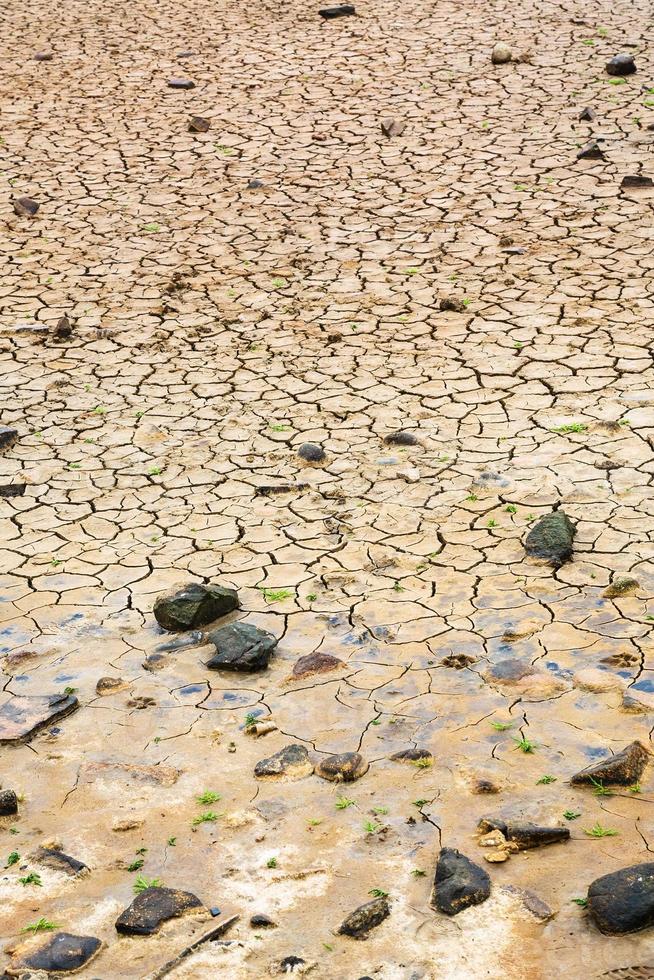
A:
[390,747,432,763]
[579,107,596,121]
[34,844,89,876]
[477,817,569,850]
[0,790,17,815]
[384,430,419,446]
[0,427,18,452]
[588,864,654,934]
[0,694,79,744]
[53,315,72,339]
[206,621,277,672]
[430,847,491,916]
[316,752,369,782]
[0,483,26,498]
[254,744,313,780]
[381,118,406,137]
[297,442,326,463]
[115,886,203,935]
[95,676,129,696]
[571,741,650,787]
[439,296,466,313]
[250,913,276,928]
[319,4,355,17]
[524,510,575,567]
[337,896,390,937]
[606,54,636,76]
[35,51,54,61]
[154,582,239,631]
[621,176,653,190]
[167,77,195,89]
[12,197,40,217]
[188,116,210,133]
[10,933,101,973]
[248,179,265,189]
[576,141,606,161]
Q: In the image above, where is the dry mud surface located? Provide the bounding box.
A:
[1,0,654,977]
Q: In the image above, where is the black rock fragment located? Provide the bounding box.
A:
[12,197,40,217]
[621,175,653,189]
[0,426,18,452]
[430,847,491,916]
[188,116,211,133]
[606,54,636,76]
[34,844,89,876]
[337,896,390,937]
[53,315,73,339]
[384,430,419,446]
[298,442,326,462]
[35,51,54,61]
[254,744,313,780]
[381,118,406,137]
[588,863,654,934]
[250,913,276,928]
[115,886,203,936]
[154,582,239,631]
[319,4,355,17]
[206,621,277,672]
[0,484,24,498]
[579,106,596,121]
[524,510,575,567]
[10,933,101,973]
[571,741,650,787]
[576,141,605,160]
[0,790,18,815]
[167,78,195,89]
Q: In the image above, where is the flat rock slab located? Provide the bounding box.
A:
[571,741,650,786]
[254,744,314,780]
[588,863,654,934]
[154,582,239,631]
[0,694,79,744]
[478,817,570,850]
[337,896,390,938]
[79,761,180,787]
[8,932,101,973]
[34,845,89,876]
[524,511,575,567]
[206,621,278,671]
[430,847,491,916]
[115,886,204,935]
[290,652,344,680]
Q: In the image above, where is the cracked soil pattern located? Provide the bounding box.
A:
[1,0,654,977]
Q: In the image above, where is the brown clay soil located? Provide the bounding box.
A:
[1,0,654,976]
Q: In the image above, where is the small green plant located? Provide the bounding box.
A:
[537,775,556,785]
[491,721,512,731]
[487,519,497,528]
[412,798,428,808]
[67,463,81,470]
[18,872,42,887]
[363,820,382,834]
[370,718,381,726]
[581,38,594,45]
[268,423,290,431]
[197,790,221,805]
[214,144,233,155]
[465,493,478,502]
[368,887,388,897]
[63,686,77,695]
[93,405,106,415]
[513,736,536,753]
[21,917,58,933]
[167,837,176,847]
[306,593,317,602]
[411,868,426,878]
[525,513,536,522]
[266,857,278,868]
[142,223,161,233]
[244,713,257,729]
[307,818,322,827]
[323,942,334,951]
[135,847,147,855]
[149,466,163,475]
[372,806,389,815]
[406,267,419,276]
[413,757,432,769]
[271,277,287,289]
[505,504,517,514]
[260,587,293,603]
[629,783,642,794]
[584,822,618,838]
[563,810,581,821]
[192,811,219,826]
[6,851,20,866]
[336,797,355,810]
[393,581,404,592]
[590,777,613,797]
[127,858,144,872]
[552,423,587,434]
[572,897,588,907]
[51,558,63,567]
[134,875,162,894]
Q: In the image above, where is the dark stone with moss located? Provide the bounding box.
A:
[430,847,491,916]
[206,622,277,672]
[154,582,239,631]
[588,863,654,934]
[337,896,390,938]
[571,741,650,787]
[12,933,101,973]
[316,752,369,782]
[390,747,432,763]
[0,790,17,815]
[524,511,575,567]
[254,744,313,780]
[115,886,203,936]
[603,577,640,599]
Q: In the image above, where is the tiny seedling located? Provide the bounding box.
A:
[363,820,382,834]
[551,423,587,434]
[266,857,278,868]
[563,810,581,821]
[135,847,147,855]
[370,718,382,726]
[491,721,512,731]
[307,818,322,827]
[142,223,161,232]
[196,791,221,805]
[306,593,317,602]
[268,423,290,432]
[244,713,257,729]
[372,806,389,815]
[393,581,404,592]
[271,278,287,289]
[167,837,176,847]
[6,851,20,866]
[323,942,334,951]
[21,918,58,933]
[629,783,642,794]
[93,405,106,415]
[411,868,426,878]
[505,504,517,514]
[487,519,497,528]
[127,858,144,872]
[336,797,355,810]
[134,875,162,894]
[192,811,219,826]
[537,775,556,785]
[413,757,432,769]
[368,887,388,897]
[149,466,163,476]
[584,822,618,838]
[513,736,536,753]
[465,493,478,502]
[572,897,588,907]
[18,872,42,887]
[590,777,613,797]
[63,686,77,695]
[260,587,293,603]
[412,798,428,808]
[51,558,63,567]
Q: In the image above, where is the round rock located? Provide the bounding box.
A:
[316,751,369,782]
[491,42,512,64]
[297,442,326,463]
[606,54,636,76]
[153,581,239,631]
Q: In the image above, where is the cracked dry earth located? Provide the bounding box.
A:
[2,0,654,976]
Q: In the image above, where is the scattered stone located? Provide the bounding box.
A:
[573,667,625,693]
[430,847,491,916]
[112,818,144,832]
[603,576,641,598]
[571,741,650,786]
[297,442,326,463]
[254,744,314,780]
[35,51,54,61]
[206,621,277,672]
[576,141,606,160]
[247,179,265,189]
[384,430,420,446]
[319,4,355,18]
[80,761,179,787]
[622,693,652,714]
[491,42,512,64]
[579,106,597,121]
[280,956,306,971]
[621,176,653,190]
[116,886,203,936]
[290,652,344,680]
[34,843,89,876]
[606,54,636,76]
[473,470,510,488]
[524,510,575,567]
[588,864,654,934]
[316,752,369,782]
[0,483,26,498]
[501,621,541,642]
[188,116,210,133]
[154,582,239,631]
[155,631,203,652]
[439,296,466,312]
[53,315,72,340]
[381,118,406,137]
[441,653,477,668]
[95,676,129,696]
[0,789,18,815]
[337,896,390,938]
[0,426,18,452]
[390,747,433,763]
[8,933,101,974]
[0,694,79,744]
[250,914,276,928]
[168,78,195,89]
[12,197,40,217]
[484,849,510,863]
[245,720,277,737]
[502,246,525,255]
[502,885,554,921]
[472,778,500,794]
[477,817,569,850]
[255,482,309,496]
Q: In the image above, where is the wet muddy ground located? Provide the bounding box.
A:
[1,0,654,976]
